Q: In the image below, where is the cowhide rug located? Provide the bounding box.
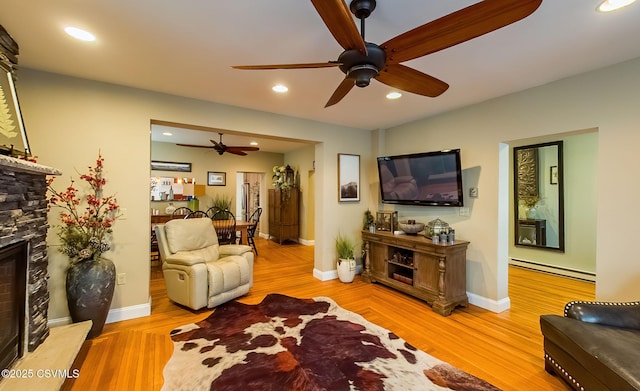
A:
[162,294,500,391]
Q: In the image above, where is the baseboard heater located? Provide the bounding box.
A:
[510,258,595,282]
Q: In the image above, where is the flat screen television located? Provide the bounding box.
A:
[377,149,464,207]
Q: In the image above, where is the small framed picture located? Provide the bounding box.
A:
[550,166,558,185]
[338,153,360,202]
[207,171,226,186]
[0,66,31,157]
[151,160,192,172]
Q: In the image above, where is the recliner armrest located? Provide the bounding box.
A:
[565,300,640,330]
[165,253,207,266]
[219,244,252,256]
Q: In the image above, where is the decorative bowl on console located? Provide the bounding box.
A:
[398,220,425,235]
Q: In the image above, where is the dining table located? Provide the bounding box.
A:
[213,219,253,245]
[151,214,253,244]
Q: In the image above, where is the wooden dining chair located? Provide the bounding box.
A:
[150,228,160,264]
[205,206,219,218]
[185,210,208,219]
[211,209,237,245]
[246,207,262,255]
[172,207,192,219]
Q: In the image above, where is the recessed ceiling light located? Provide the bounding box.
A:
[597,0,636,12]
[272,84,288,93]
[386,92,402,100]
[64,26,96,41]
[250,141,259,146]
[162,132,173,136]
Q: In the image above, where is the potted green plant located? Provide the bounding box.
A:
[363,209,375,231]
[211,194,233,220]
[47,152,121,339]
[335,232,356,283]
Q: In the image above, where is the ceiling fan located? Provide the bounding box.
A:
[233,0,542,107]
[177,133,260,156]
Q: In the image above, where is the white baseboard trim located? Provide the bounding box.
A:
[261,233,314,246]
[313,265,362,281]
[509,259,596,282]
[467,292,511,313]
[106,301,151,323]
[48,300,151,328]
[47,316,73,328]
[313,268,337,281]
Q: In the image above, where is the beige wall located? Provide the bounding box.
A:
[380,57,640,304]
[19,69,371,322]
[284,144,317,242]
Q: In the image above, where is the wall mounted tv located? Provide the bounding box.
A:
[377,149,464,207]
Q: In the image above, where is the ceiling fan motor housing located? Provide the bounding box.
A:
[338,42,386,87]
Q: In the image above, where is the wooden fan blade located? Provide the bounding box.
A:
[311,0,367,54]
[375,64,449,97]
[325,77,355,108]
[225,149,248,156]
[382,0,542,64]
[227,146,260,152]
[176,143,215,149]
[233,62,340,70]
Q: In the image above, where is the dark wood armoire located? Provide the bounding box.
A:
[268,188,300,244]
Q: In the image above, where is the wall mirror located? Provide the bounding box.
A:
[514,141,564,251]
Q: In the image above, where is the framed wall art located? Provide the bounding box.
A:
[150,160,192,172]
[550,165,558,185]
[338,153,360,202]
[207,171,226,186]
[515,147,539,199]
[0,64,31,157]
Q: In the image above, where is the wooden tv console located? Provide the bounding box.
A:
[361,230,469,316]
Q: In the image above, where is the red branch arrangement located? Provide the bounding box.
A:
[47,153,120,263]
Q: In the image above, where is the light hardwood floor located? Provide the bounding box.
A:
[62,238,594,390]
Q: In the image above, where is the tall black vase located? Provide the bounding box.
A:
[66,257,116,339]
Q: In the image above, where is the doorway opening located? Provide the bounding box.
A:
[236,172,264,224]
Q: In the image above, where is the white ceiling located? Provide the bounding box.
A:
[3,1,640,152]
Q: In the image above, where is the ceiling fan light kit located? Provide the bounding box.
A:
[339,42,386,87]
[233,0,543,107]
[348,64,378,87]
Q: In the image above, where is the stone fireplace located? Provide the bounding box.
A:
[0,155,60,366]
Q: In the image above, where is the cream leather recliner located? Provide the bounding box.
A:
[155,218,254,310]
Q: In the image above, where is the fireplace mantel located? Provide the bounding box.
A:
[0,155,61,176]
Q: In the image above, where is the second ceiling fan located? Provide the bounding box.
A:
[177,133,260,156]
[233,0,542,107]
